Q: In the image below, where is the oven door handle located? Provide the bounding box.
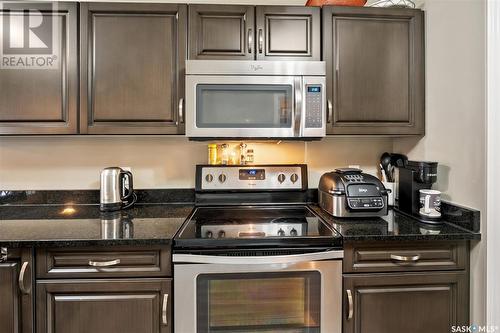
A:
[173,249,343,265]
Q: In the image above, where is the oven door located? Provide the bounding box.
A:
[174,250,343,333]
[185,75,301,138]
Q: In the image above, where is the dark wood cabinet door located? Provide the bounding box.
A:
[0,248,34,333]
[0,2,78,135]
[80,3,187,134]
[37,278,172,333]
[256,6,320,61]
[323,7,424,135]
[189,5,254,60]
[343,272,468,333]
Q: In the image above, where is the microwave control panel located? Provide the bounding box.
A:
[305,85,323,128]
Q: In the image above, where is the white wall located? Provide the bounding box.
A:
[0,136,392,190]
[393,0,487,325]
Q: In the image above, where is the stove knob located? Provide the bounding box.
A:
[205,174,214,183]
[218,174,227,183]
[290,228,298,237]
[277,228,285,236]
[290,173,299,183]
[206,231,213,239]
[277,174,286,183]
[218,230,226,238]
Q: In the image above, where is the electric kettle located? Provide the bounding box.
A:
[99,167,136,211]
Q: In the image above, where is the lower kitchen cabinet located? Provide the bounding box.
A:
[36,278,172,333]
[343,271,468,333]
[0,248,34,333]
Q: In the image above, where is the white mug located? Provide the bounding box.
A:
[419,189,441,218]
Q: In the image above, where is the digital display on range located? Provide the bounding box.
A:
[239,169,265,180]
[308,86,321,93]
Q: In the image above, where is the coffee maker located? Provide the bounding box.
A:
[397,161,439,222]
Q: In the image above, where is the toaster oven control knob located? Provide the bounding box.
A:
[277,174,286,183]
[205,231,213,239]
[205,174,214,183]
[218,174,227,183]
[290,173,299,183]
[290,228,298,236]
[277,228,285,236]
[218,230,226,238]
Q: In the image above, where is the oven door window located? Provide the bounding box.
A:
[196,84,293,128]
[196,271,321,332]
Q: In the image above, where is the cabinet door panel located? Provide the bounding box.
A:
[0,263,21,333]
[256,6,320,61]
[343,272,468,333]
[37,279,172,333]
[0,2,78,134]
[323,7,424,135]
[189,5,254,60]
[80,3,186,134]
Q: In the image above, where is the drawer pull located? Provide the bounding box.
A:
[162,293,169,325]
[346,289,353,320]
[88,259,121,267]
[19,261,31,295]
[390,254,420,262]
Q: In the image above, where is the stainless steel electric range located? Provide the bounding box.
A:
[173,164,343,333]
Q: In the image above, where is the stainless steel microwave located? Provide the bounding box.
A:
[185,60,326,139]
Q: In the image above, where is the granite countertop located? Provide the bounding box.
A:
[309,205,481,242]
[0,204,194,247]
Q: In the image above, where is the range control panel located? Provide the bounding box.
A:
[197,165,306,191]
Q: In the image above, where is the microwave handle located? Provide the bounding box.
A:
[294,77,303,137]
[173,249,344,265]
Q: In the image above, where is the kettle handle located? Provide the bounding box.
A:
[120,171,134,201]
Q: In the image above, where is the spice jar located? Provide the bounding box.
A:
[220,144,229,165]
[246,149,254,164]
[208,144,218,165]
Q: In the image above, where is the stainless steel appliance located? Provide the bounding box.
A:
[185,60,326,139]
[318,168,389,218]
[99,167,136,211]
[174,165,343,333]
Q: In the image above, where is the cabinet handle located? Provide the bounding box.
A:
[258,29,263,53]
[346,289,353,320]
[19,261,31,295]
[327,99,333,123]
[390,254,421,262]
[88,259,121,267]
[248,28,253,54]
[162,293,169,325]
[178,98,184,124]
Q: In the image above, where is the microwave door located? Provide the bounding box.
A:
[186,76,296,138]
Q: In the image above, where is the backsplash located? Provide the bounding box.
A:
[0,136,392,190]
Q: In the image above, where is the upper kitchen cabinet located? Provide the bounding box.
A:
[323,7,425,135]
[189,5,255,60]
[188,5,320,61]
[0,2,78,135]
[80,3,187,134]
[256,6,320,61]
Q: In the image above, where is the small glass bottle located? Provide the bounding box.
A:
[239,143,247,165]
[246,149,254,164]
[220,144,229,165]
[208,144,218,165]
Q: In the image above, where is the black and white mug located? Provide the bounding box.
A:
[419,189,441,218]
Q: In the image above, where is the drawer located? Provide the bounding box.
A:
[36,246,171,278]
[343,241,468,273]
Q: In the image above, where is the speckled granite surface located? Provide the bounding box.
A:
[0,204,194,248]
[309,205,481,242]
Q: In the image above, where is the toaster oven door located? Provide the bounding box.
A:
[186,75,299,138]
